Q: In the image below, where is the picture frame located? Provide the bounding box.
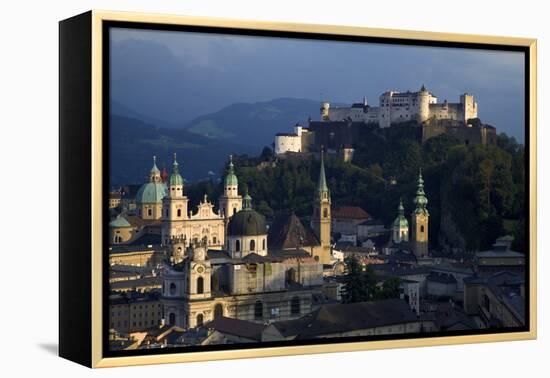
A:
[59,10,537,368]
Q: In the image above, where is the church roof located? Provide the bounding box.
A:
[205,317,266,341]
[227,206,267,237]
[268,212,320,249]
[109,215,131,228]
[332,206,371,220]
[277,299,419,339]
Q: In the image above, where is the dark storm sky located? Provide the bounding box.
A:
[111,28,525,142]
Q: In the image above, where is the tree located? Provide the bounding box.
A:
[376,277,402,299]
[341,256,377,303]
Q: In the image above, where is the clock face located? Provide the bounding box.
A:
[197,266,205,274]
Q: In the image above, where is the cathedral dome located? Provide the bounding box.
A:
[227,208,267,237]
[136,182,167,204]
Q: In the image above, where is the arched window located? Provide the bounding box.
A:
[254,300,263,320]
[197,276,204,294]
[262,238,266,250]
[291,296,301,315]
[147,208,152,217]
[214,303,223,319]
[323,208,328,218]
[233,207,237,216]
[213,236,217,244]
[196,313,204,327]
[420,225,425,233]
[169,283,176,295]
[168,313,175,325]
[177,209,181,217]
[286,268,297,285]
[250,239,256,251]
[236,239,240,252]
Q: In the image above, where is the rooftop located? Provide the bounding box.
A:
[332,206,371,220]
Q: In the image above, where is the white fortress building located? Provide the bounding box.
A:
[320,85,478,128]
[274,123,312,155]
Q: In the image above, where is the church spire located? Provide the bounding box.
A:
[413,168,429,215]
[169,153,184,187]
[149,155,161,182]
[317,150,328,193]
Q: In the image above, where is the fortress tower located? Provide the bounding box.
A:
[321,102,330,120]
[417,84,431,123]
[460,93,478,122]
[411,169,429,257]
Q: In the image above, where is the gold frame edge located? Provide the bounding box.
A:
[89,9,537,368]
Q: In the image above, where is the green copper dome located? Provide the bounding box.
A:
[109,215,131,228]
[136,182,167,204]
[224,155,238,186]
[169,153,184,186]
[227,194,267,236]
[393,199,409,228]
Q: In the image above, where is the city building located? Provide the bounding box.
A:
[321,85,477,128]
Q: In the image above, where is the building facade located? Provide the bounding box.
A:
[321,85,478,128]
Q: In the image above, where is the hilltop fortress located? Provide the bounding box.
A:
[274,85,496,157]
[321,85,477,128]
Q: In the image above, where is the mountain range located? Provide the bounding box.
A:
[109,97,322,186]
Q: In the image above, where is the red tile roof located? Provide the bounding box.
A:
[332,206,371,220]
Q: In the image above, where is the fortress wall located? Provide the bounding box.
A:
[422,123,496,145]
[275,134,302,154]
[429,103,461,121]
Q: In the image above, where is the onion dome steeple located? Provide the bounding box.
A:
[413,169,429,215]
[224,155,239,187]
[169,153,184,187]
[393,198,409,229]
[149,155,161,182]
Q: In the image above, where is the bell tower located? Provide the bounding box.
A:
[162,153,189,245]
[411,169,429,257]
[218,155,242,221]
[311,151,332,263]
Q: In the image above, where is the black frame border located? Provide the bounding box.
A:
[101,20,531,359]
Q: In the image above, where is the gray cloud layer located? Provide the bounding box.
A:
[111,27,525,141]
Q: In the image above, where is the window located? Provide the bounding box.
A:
[236,239,240,252]
[233,207,237,216]
[214,303,223,319]
[169,283,176,295]
[197,276,204,294]
[147,208,152,217]
[196,313,204,327]
[262,238,266,250]
[177,209,181,217]
[291,297,301,315]
[250,239,256,251]
[323,208,328,218]
[254,301,263,320]
[213,236,217,244]
[169,313,175,325]
[420,225,425,233]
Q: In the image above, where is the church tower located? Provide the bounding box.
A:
[218,155,242,221]
[311,151,332,263]
[392,198,409,244]
[162,153,190,245]
[411,169,429,257]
